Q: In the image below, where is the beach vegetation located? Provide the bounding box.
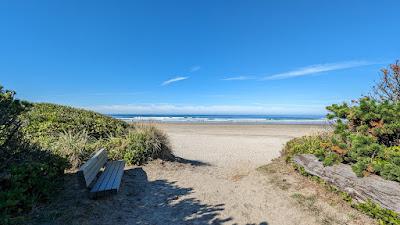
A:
[0,86,68,224]
[105,124,173,165]
[0,85,172,224]
[284,98,400,182]
[20,102,173,168]
[284,61,400,183]
[284,61,400,224]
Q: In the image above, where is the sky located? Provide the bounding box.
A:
[1,0,399,115]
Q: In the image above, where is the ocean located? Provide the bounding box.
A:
[110,114,328,125]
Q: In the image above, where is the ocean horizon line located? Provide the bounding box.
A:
[110,114,329,125]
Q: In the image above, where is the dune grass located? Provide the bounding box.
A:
[1,94,173,224]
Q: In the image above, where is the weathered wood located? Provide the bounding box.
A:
[77,148,125,199]
[89,160,125,199]
[110,161,125,194]
[78,148,108,188]
[293,154,400,213]
[90,161,116,193]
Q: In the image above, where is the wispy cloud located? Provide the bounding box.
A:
[162,76,189,86]
[222,76,254,81]
[262,60,379,80]
[190,66,201,72]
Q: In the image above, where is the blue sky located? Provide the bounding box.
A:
[1,0,399,115]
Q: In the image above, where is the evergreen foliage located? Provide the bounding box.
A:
[283,61,400,224]
[326,97,400,181]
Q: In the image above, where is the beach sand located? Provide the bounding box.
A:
[156,123,326,171]
[32,123,375,225]
[133,123,373,225]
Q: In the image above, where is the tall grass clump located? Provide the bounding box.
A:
[42,124,173,168]
[107,124,173,165]
[51,130,92,169]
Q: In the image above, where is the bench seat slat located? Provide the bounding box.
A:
[103,161,121,191]
[90,161,116,193]
[97,161,118,193]
[110,161,125,193]
[89,160,125,198]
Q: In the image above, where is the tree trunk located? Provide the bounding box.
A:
[293,154,400,213]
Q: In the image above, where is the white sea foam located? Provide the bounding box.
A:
[113,115,329,125]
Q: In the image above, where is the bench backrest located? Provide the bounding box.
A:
[78,148,108,188]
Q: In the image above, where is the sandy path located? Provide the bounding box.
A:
[31,124,374,225]
[134,124,372,225]
[154,124,322,224]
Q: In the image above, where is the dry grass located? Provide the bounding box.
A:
[52,130,92,168]
[133,123,174,160]
[49,123,174,169]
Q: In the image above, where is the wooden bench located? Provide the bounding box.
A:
[78,148,125,199]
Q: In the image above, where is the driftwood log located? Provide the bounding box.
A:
[293,154,400,213]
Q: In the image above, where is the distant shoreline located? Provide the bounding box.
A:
[111,114,329,125]
[126,120,330,125]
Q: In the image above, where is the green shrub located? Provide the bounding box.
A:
[284,98,400,182]
[356,200,400,225]
[18,103,173,169]
[0,147,68,225]
[378,146,400,165]
[327,98,400,147]
[282,133,332,162]
[0,86,31,169]
[1,84,173,224]
[40,123,173,168]
[123,131,149,165]
[324,97,400,181]
[1,85,69,224]
[371,160,400,182]
[106,124,173,165]
[283,63,400,223]
[322,151,342,166]
[351,157,371,177]
[20,103,128,146]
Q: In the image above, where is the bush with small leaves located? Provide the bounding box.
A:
[106,125,173,165]
[0,84,172,223]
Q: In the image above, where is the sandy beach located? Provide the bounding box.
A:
[156,123,326,171]
[32,123,374,225]
[129,123,373,224]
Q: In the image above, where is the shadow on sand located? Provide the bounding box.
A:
[30,160,268,225]
[122,167,231,224]
[172,156,212,166]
